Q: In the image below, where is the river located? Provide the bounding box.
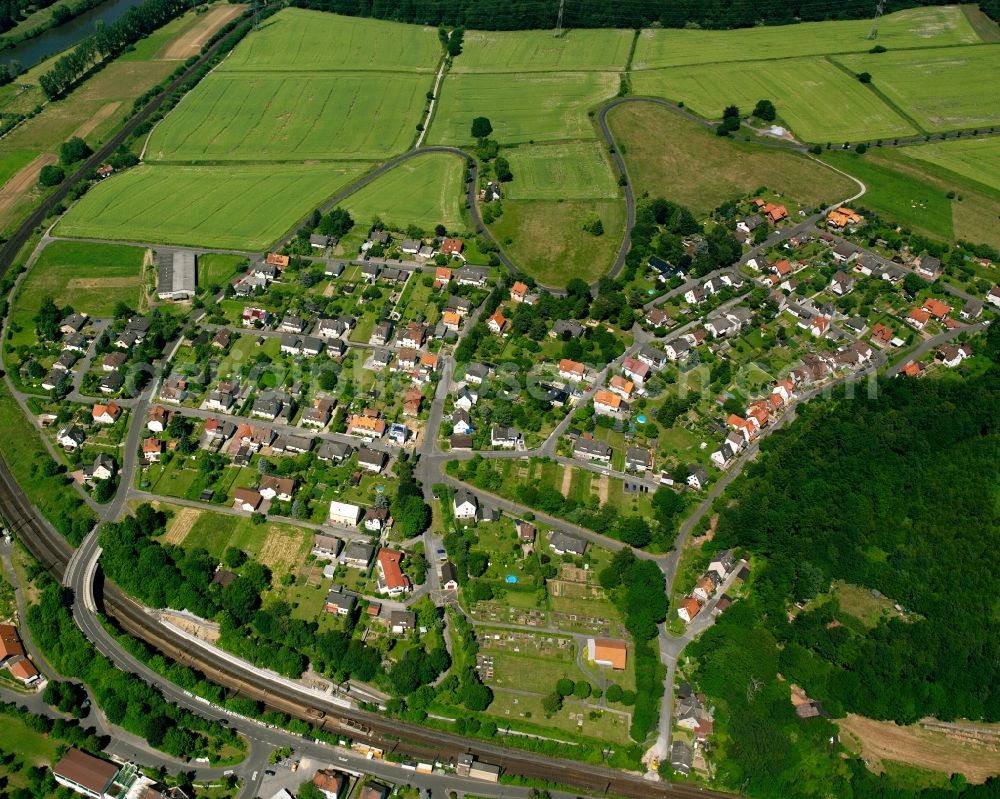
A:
[1,0,150,73]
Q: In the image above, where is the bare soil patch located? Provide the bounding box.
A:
[161,5,245,60]
[839,713,1000,783]
[0,153,54,218]
[162,507,200,545]
[596,473,609,505]
[71,101,121,140]
[560,466,573,496]
[258,526,303,582]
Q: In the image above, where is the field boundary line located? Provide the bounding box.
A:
[825,55,927,137]
[416,55,448,148]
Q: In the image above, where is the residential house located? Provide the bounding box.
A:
[311,534,342,560]
[316,440,353,463]
[360,263,381,283]
[53,351,78,372]
[259,475,295,502]
[922,298,952,319]
[810,315,830,338]
[593,389,624,417]
[450,433,473,450]
[99,372,123,394]
[342,541,374,568]
[638,345,667,369]
[664,339,690,361]
[693,574,718,602]
[907,308,931,330]
[625,446,652,473]
[376,549,411,596]
[609,375,634,400]
[363,507,390,532]
[558,359,586,382]
[92,403,122,425]
[324,590,355,617]
[830,271,855,295]
[310,234,331,250]
[960,299,983,320]
[442,310,462,332]
[453,489,478,520]
[301,397,334,428]
[55,426,85,450]
[329,501,362,527]
[441,561,459,591]
[446,295,472,317]
[233,488,263,512]
[440,237,463,256]
[645,307,670,328]
[357,448,386,473]
[487,310,508,334]
[551,319,585,338]
[159,376,188,403]
[59,313,89,336]
[622,357,651,384]
[83,454,115,483]
[705,315,737,338]
[708,549,735,579]
[452,408,472,435]
[899,360,926,378]
[915,254,942,280]
[143,406,172,435]
[683,285,706,305]
[573,437,612,464]
[670,742,693,776]
[831,242,858,264]
[510,281,529,303]
[347,414,385,439]
[312,769,348,799]
[102,352,127,372]
[677,596,703,623]
[400,322,427,349]
[549,531,586,556]
[987,286,1000,308]
[241,307,270,327]
[456,266,488,287]
[454,385,478,411]
[433,266,453,288]
[371,348,393,370]
[936,344,972,367]
[370,321,393,346]
[251,392,285,421]
[490,426,521,449]
[687,465,709,490]
[871,323,894,347]
[389,610,416,634]
[204,386,236,412]
[826,207,863,229]
[400,239,421,255]
[141,438,165,462]
[516,520,536,543]
[388,422,410,445]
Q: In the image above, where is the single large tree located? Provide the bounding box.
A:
[752,99,777,121]
[471,116,493,138]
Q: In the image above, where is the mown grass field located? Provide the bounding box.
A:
[838,46,1000,132]
[608,102,857,215]
[504,142,620,200]
[197,253,247,289]
[12,241,145,334]
[631,58,916,143]
[901,136,1000,192]
[146,71,428,161]
[0,150,39,187]
[341,153,466,231]
[56,163,367,249]
[454,28,633,73]
[491,199,625,286]
[428,71,618,145]
[218,8,441,72]
[632,6,983,69]
[822,151,954,240]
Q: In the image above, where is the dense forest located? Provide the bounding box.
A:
[290,0,995,31]
[686,325,999,797]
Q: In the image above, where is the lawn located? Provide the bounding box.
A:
[55,163,368,250]
[341,153,467,232]
[11,240,145,335]
[198,254,247,290]
[503,142,620,201]
[489,199,625,286]
[453,28,633,73]
[608,102,857,216]
[0,713,60,779]
[631,6,983,69]
[901,136,1000,192]
[0,150,39,188]
[427,71,618,145]
[218,9,441,73]
[145,71,429,162]
[837,46,1000,132]
[631,58,915,143]
[821,151,955,241]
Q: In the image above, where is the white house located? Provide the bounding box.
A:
[453,489,478,520]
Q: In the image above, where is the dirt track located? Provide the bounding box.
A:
[0,153,55,222]
[161,5,245,60]
[839,713,1000,783]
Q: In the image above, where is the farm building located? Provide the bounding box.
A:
[157,250,196,300]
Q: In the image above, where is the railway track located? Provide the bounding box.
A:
[0,453,724,798]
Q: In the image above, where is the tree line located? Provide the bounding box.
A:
[39,0,196,99]
[289,0,982,31]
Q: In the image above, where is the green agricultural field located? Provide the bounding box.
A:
[504,142,619,200]
[454,28,633,73]
[219,9,441,73]
[428,71,618,145]
[197,254,247,290]
[838,46,1000,132]
[146,71,429,162]
[631,58,915,143]
[608,102,857,214]
[490,199,625,286]
[341,153,466,231]
[632,6,983,69]
[55,163,368,250]
[901,137,1000,192]
[12,241,145,334]
[822,151,954,240]
[0,150,38,188]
